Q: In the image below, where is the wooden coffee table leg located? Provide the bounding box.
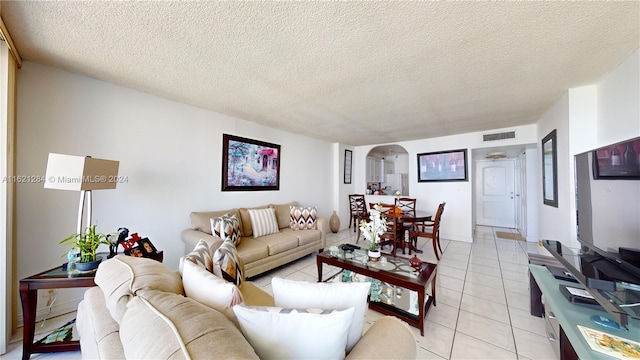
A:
[432,275,436,306]
[316,258,323,282]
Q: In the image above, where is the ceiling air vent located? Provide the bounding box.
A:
[483,131,516,142]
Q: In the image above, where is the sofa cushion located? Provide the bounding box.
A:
[95,255,183,324]
[269,201,298,229]
[184,239,214,271]
[248,208,279,237]
[239,205,269,237]
[254,232,299,256]
[233,305,354,360]
[236,237,269,264]
[120,289,258,359]
[289,205,318,230]
[182,260,244,322]
[213,240,244,286]
[280,227,322,246]
[210,213,242,245]
[190,208,241,235]
[272,277,371,353]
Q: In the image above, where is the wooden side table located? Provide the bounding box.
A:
[19,251,163,359]
[19,264,96,359]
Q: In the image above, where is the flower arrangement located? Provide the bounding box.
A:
[359,203,388,252]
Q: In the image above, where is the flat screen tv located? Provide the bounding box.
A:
[575,136,640,254]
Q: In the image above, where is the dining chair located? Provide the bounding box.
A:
[395,197,417,237]
[370,202,403,256]
[348,194,367,233]
[408,202,445,259]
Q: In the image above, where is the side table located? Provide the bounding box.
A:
[19,251,163,359]
[19,264,96,360]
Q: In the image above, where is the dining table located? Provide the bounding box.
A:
[385,209,433,254]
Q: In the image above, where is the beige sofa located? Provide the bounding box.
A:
[76,255,417,359]
[180,201,327,278]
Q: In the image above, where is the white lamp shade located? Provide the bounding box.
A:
[44,153,120,191]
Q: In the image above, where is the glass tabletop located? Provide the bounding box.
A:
[328,248,429,281]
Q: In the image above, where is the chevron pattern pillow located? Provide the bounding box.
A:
[213,240,244,286]
[210,213,242,245]
[184,239,214,272]
[289,206,317,230]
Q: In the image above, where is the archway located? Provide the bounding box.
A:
[365,145,409,195]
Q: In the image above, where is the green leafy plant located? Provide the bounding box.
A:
[60,225,113,263]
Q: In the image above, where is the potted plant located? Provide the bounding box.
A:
[359,203,387,262]
[60,224,113,271]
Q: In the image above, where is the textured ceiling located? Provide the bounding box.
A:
[1,1,638,146]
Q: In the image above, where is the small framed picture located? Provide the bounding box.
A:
[138,238,157,255]
[125,247,143,257]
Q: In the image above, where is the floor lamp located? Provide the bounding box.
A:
[44,153,120,234]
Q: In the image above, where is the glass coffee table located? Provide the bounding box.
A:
[317,247,436,335]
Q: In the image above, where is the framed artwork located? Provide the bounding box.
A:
[344,149,352,184]
[222,134,280,191]
[417,149,468,182]
[138,238,157,255]
[592,137,640,180]
[542,129,558,207]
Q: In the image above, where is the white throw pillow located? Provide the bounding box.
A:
[271,277,370,352]
[248,208,279,237]
[232,305,354,360]
[182,260,244,322]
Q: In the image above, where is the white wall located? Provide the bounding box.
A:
[15,62,334,322]
[537,48,639,248]
[355,124,538,243]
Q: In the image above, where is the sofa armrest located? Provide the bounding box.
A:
[346,317,416,359]
[316,217,328,250]
[180,229,220,253]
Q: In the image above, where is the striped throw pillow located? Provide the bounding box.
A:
[248,208,279,237]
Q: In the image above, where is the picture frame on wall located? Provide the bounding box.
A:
[417,149,468,182]
[222,134,281,191]
[542,129,558,207]
[344,149,352,184]
[592,137,640,180]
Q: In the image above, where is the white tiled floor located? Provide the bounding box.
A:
[3,225,556,360]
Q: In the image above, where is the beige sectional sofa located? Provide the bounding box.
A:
[180,201,327,278]
[76,255,417,359]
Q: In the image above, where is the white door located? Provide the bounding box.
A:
[476,159,516,228]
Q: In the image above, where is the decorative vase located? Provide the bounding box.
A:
[368,249,381,262]
[329,211,340,233]
[410,255,423,270]
[75,256,102,272]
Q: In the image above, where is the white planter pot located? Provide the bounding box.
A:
[368,250,381,262]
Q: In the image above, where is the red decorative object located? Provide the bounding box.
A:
[121,233,142,250]
[409,255,422,269]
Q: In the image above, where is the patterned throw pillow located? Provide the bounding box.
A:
[248,208,279,237]
[213,240,244,286]
[184,239,214,272]
[210,213,242,245]
[289,206,318,230]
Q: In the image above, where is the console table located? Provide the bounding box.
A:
[529,264,640,360]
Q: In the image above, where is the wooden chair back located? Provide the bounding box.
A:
[395,197,416,216]
[409,202,446,260]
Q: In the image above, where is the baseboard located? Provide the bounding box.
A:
[17,297,82,328]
